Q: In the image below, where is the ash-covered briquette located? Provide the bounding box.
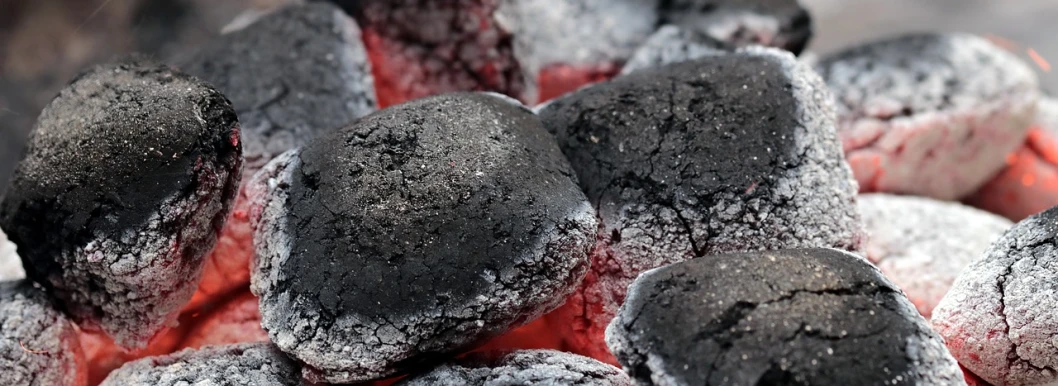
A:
[658,0,813,54]
[0,228,25,281]
[0,57,243,349]
[606,248,965,386]
[251,92,597,383]
[1,280,86,386]
[538,47,864,362]
[100,343,300,386]
[816,32,1039,200]
[967,96,1058,221]
[859,194,1012,318]
[620,25,731,75]
[398,349,632,386]
[932,205,1058,386]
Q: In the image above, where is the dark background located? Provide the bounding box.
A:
[1,0,1056,192]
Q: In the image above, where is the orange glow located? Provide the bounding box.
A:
[984,34,1018,51]
[19,340,51,355]
[1022,173,1036,186]
[1027,48,1052,72]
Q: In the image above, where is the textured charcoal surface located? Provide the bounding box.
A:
[1,280,86,386]
[180,2,376,176]
[620,25,731,75]
[100,342,300,386]
[658,0,813,54]
[0,228,24,281]
[606,248,965,386]
[816,32,1039,200]
[538,47,864,360]
[251,92,597,383]
[398,349,632,386]
[859,194,1012,318]
[0,57,242,349]
[932,205,1058,385]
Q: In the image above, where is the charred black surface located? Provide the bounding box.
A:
[606,248,965,386]
[179,2,376,175]
[0,57,242,348]
[252,92,596,382]
[0,280,85,386]
[658,0,812,54]
[100,343,300,386]
[398,350,631,386]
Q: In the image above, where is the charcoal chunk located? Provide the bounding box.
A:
[100,342,300,386]
[1,280,86,386]
[859,194,1012,318]
[0,228,24,281]
[399,349,631,386]
[0,57,242,348]
[538,47,863,361]
[251,92,596,383]
[933,205,1058,385]
[816,32,1039,200]
[658,0,812,54]
[179,2,377,176]
[620,25,731,75]
[606,248,965,386]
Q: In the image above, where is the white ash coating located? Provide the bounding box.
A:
[933,205,1058,386]
[620,25,731,75]
[1,280,86,386]
[100,343,300,386]
[859,193,1012,318]
[398,350,632,386]
[815,32,1039,200]
[0,228,24,281]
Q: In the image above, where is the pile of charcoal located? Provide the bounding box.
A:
[2,1,1058,385]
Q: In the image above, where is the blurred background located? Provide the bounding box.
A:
[1,0,1056,191]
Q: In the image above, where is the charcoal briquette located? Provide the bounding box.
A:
[933,205,1058,385]
[250,92,597,383]
[658,0,813,54]
[606,248,965,386]
[0,57,242,349]
[1,280,87,386]
[816,32,1039,200]
[620,25,732,75]
[398,349,632,386]
[538,47,864,361]
[99,342,300,386]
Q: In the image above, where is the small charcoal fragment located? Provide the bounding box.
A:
[1,280,87,386]
[251,93,596,383]
[398,350,631,386]
[658,0,813,54]
[0,228,25,281]
[100,343,300,386]
[859,193,1012,318]
[606,248,965,386]
[816,32,1039,200]
[0,57,242,348]
[181,291,268,349]
[933,205,1058,385]
[538,47,864,362]
[967,96,1058,221]
[178,2,377,312]
[620,25,731,75]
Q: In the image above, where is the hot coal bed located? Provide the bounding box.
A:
[0,1,1056,385]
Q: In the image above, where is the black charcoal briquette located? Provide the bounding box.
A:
[398,349,632,386]
[250,92,597,383]
[99,342,300,386]
[658,0,812,54]
[1,280,86,386]
[606,248,964,385]
[0,57,242,348]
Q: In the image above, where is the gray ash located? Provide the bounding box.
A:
[0,57,242,349]
[606,248,965,386]
[658,0,812,54]
[99,343,300,386]
[0,280,86,386]
[620,25,732,75]
[398,349,631,386]
[250,92,596,383]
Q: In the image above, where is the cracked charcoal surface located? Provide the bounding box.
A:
[179,2,376,176]
[0,57,242,349]
[100,342,300,386]
[932,205,1058,386]
[538,47,864,361]
[620,25,732,75]
[0,228,25,281]
[251,92,597,383]
[606,248,965,386]
[859,194,1012,318]
[1,280,86,386]
[815,32,1039,200]
[658,0,812,54]
[398,349,632,386]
